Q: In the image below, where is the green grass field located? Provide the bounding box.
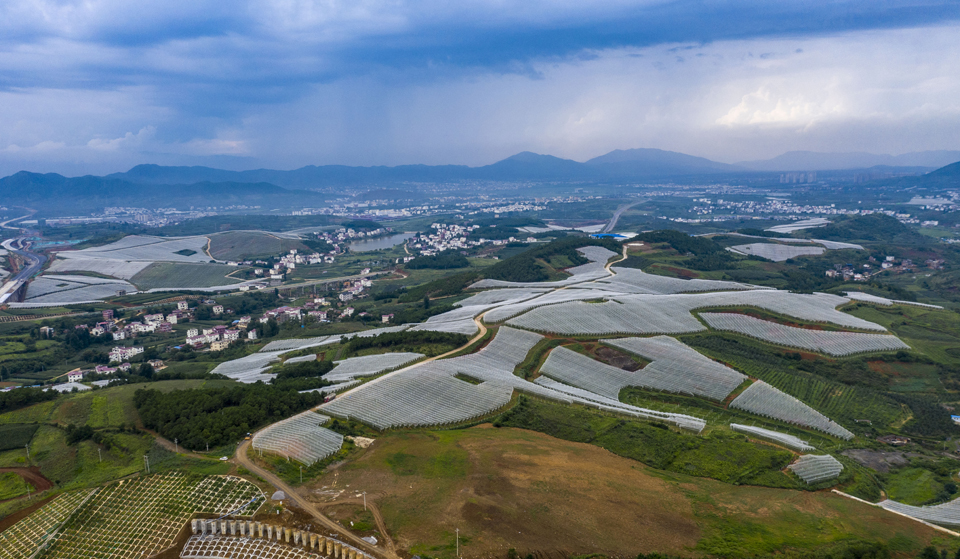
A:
[0,423,41,451]
[130,262,243,289]
[208,230,308,260]
[846,304,960,365]
[885,467,945,505]
[0,471,33,500]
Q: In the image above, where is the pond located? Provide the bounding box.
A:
[346,232,415,252]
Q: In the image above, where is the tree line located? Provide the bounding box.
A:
[134,384,324,450]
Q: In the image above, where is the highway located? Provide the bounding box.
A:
[0,212,45,304]
[601,201,640,233]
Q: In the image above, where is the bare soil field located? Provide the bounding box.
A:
[304,426,938,559]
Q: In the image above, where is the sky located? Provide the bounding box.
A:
[1,0,959,176]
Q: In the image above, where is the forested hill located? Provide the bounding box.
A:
[0,171,327,211]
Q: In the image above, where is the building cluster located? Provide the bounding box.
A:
[41,207,232,228]
[410,223,530,255]
[824,255,929,282]
[185,322,248,351]
[258,296,361,324]
[108,345,145,363]
[262,249,335,280]
[90,360,166,376]
[85,304,189,341]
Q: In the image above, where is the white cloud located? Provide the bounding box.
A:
[87,126,156,151]
[0,21,959,173]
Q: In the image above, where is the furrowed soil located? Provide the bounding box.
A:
[305,425,939,559]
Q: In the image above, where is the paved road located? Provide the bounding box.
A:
[602,201,640,233]
[0,238,47,304]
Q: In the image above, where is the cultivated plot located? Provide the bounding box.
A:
[730,423,814,452]
[59,235,212,263]
[322,327,707,432]
[700,312,909,356]
[0,490,95,559]
[727,243,825,262]
[730,381,854,439]
[505,290,885,336]
[252,410,343,465]
[787,454,844,484]
[41,472,263,559]
[130,262,243,290]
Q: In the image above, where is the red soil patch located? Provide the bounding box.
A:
[867,361,919,376]
[658,266,701,279]
[729,310,827,331]
[0,467,54,502]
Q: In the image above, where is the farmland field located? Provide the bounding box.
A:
[130,262,244,289]
[208,230,308,260]
[13,472,264,559]
[0,424,41,451]
[307,425,940,559]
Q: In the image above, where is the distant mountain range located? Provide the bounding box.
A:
[3,148,959,212]
[0,171,328,211]
[98,148,743,188]
[738,150,960,171]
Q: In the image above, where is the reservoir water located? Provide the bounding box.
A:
[347,232,414,252]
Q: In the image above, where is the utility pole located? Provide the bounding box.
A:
[25,444,29,460]
[98,447,102,463]
[175,438,179,453]
[362,491,367,511]
[143,454,150,473]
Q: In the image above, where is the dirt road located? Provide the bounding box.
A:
[233,312,494,559]
[314,497,396,556]
[234,440,397,559]
[0,467,52,502]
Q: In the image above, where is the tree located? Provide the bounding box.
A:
[139,363,155,379]
[423,295,430,309]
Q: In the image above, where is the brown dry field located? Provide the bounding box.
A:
[303,425,943,559]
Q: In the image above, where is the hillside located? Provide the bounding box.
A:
[586,147,740,175]
[0,171,328,210]
[82,148,755,188]
[740,150,960,171]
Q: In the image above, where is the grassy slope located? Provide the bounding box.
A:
[0,380,237,492]
[207,231,308,260]
[130,262,243,289]
[0,471,32,500]
[308,425,943,559]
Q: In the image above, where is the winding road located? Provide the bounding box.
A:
[232,312,493,559]
[0,211,45,304]
[231,247,628,559]
[235,440,397,559]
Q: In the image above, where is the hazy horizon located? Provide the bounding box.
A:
[2,1,959,176]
